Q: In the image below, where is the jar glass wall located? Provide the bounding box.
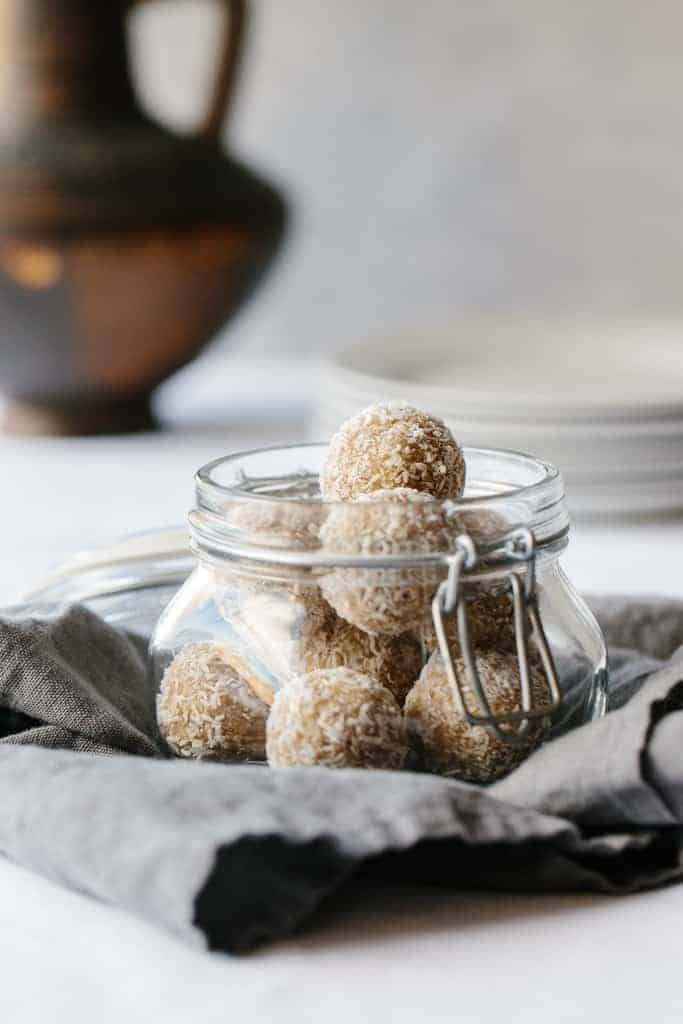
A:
[149,444,607,780]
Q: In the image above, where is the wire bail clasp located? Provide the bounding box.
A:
[431,527,562,747]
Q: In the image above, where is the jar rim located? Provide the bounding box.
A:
[196,442,561,507]
[191,443,569,569]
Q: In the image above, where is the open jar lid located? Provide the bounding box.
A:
[4,527,192,640]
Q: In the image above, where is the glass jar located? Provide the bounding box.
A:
[149,444,607,781]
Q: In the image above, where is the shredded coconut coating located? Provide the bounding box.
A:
[157,642,270,761]
[230,581,335,683]
[231,577,421,702]
[319,487,453,635]
[229,499,325,550]
[405,649,549,783]
[450,507,509,544]
[301,614,422,706]
[321,403,466,501]
[422,587,519,655]
[266,668,408,770]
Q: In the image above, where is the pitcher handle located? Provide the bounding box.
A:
[135,0,247,141]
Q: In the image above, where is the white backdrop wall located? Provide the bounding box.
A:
[132,1,683,358]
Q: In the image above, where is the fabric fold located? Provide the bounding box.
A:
[493,652,683,828]
[0,600,681,952]
[0,607,157,756]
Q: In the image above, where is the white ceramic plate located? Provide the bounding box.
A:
[313,395,683,471]
[315,317,683,517]
[325,316,683,422]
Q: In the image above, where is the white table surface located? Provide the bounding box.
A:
[1,358,683,1023]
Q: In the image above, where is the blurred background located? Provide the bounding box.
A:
[139,0,683,355]
[2,0,683,597]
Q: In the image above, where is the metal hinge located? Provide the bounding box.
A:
[431,527,562,747]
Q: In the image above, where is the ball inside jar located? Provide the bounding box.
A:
[229,580,335,683]
[231,579,421,704]
[422,586,520,654]
[301,611,422,706]
[319,487,453,635]
[157,642,271,761]
[228,498,325,550]
[405,648,549,783]
[266,667,408,770]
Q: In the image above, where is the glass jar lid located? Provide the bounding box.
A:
[19,528,192,607]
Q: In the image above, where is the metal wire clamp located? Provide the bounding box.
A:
[431,527,562,747]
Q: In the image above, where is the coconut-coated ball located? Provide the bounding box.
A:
[230,581,335,684]
[266,668,408,770]
[228,498,325,550]
[422,587,519,655]
[405,649,549,783]
[157,642,270,761]
[232,577,421,704]
[301,613,422,706]
[319,487,453,635]
[232,577,422,703]
[450,507,509,544]
[321,402,466,501]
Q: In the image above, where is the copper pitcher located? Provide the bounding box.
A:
[0,0,285,434]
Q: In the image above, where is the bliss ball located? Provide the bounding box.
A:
[228,499,325,550]
[157,642,271,761]
[230,582,335,683]
[266,668,408,770]
[319,487,453,635]
[422,587,518,655]
[232,578,422,703]
[321,402,466,501]
[301,613,422,706]
[405,649,549,783]
[450,507,509,544]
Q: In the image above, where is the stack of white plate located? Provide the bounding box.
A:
[313,316,683,518]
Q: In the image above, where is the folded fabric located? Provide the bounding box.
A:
[0,602,681,953]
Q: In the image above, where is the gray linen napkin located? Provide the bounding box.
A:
[0,601,682,953]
